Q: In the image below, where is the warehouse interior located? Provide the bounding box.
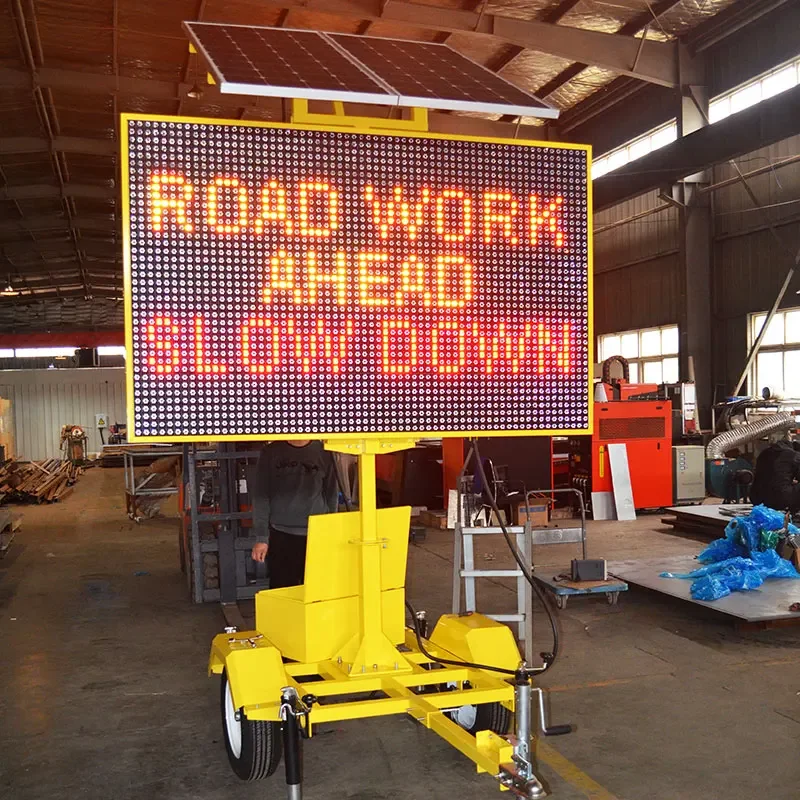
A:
[2,1,800,799]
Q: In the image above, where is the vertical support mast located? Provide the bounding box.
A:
[326,438,417,673]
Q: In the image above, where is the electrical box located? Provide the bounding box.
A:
[673,445,705,503]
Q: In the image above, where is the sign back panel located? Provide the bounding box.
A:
[123,115,592,441]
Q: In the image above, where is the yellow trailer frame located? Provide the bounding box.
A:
[167,99,576,797]
[207,437,565,798]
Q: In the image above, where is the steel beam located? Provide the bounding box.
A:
[533,0,684,113]
[593,83,800,211]
[690,0,794,54]
[0,183,115,200]
[675,84,712,425]
[0,215,116,235]
[0,286,122,301]
[0,330,124,346]
[0,64,191,100]
[0,68,542,141]
[197,0,683,86]
[0,134,116,156]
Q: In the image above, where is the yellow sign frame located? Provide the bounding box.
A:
[121,111,593,443]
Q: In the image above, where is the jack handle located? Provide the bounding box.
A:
[533,686,573,737]
[515,666,573,737]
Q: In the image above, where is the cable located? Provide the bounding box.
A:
[405,440,560,676]
[471,438,560,669]
[405,598,516,676]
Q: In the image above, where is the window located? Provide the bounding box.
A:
[14,347,77,358]
[750,309,800,397]
[594,54,800,181]
[97,346,126,357]
[598,325,680,385]
[709,56,800,125]
[592,120,677,181]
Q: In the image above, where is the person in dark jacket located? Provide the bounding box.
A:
[250,440,339,588]
[750,439,800,512]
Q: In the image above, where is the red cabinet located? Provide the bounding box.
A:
[591,401,673,509]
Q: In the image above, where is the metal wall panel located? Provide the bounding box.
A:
[593,189,681,335]
[712,220,800,395]
[594,253,681,335]
[711,135,800,393]
[595,190,679,272]
[0,368,127,460]
[713,135,800,239]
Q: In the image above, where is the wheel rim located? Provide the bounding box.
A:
[224,680,243,759]
[453,704,478,730]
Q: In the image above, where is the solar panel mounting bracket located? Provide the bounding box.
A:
[290,97,429,131]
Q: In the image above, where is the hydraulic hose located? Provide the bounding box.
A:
[471,438,559,670]
[406,439,560,677]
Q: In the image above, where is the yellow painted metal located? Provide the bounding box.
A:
[430,715,513,775]
[208,631,287,720]
[121,108,593,444]
[428,613,522,675]
[206,71,216,85]
[255,506,410,664]
[181,94,549,787]
[222,612,521,779]
[290,97,429,131]
[348,449,406,672]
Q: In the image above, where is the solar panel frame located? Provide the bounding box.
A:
[184,22,397,108]
[328,33,559,120]
[183,21,559,120]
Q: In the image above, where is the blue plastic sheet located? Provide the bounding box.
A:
[697,537,744,564]
[661,505,800,600]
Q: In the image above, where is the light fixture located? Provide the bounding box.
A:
[187,82,204,100]
[0,281,19,297]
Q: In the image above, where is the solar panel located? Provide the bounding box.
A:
[183,22,557,119]
[330,34,558,119]
[185,23,394,106]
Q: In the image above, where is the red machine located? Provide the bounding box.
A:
[572,356,673,511]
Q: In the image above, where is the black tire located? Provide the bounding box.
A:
[220,670,282,780]
[449,700,512,736]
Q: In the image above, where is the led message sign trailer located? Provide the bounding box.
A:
[123,116,591,440]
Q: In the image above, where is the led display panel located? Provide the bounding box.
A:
[123,115,591,441]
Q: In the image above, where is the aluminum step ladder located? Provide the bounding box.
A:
[452,487,587,661]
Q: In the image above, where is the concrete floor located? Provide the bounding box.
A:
[2,467,800,800]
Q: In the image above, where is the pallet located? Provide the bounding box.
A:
[419,509,449,530]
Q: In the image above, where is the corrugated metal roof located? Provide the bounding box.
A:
[0,0,761,331]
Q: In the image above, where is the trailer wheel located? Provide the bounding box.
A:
[449,691,511,736]
[220,670,282,780]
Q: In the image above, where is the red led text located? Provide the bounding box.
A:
[141,316,572,378]
[146,172,567,247]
